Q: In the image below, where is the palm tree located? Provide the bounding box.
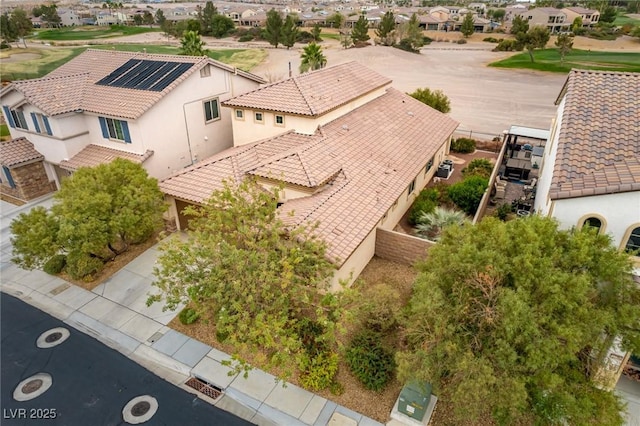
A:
[415,207,468,241]
[180,30,207,56]
[299,42,327,73]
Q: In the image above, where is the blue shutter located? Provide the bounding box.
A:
[2,166,16,189]
[121,121,131,143]
[98,117,109,139]
[3,106,16,128]
[30,112,41,133]
[43,116,52,135]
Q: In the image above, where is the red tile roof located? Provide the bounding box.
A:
[222,61,391,116]
[1,49,265,120]
[59,144,154,171]
[550,69,640,200]
[161,87,458,264]
[0,137,44,168]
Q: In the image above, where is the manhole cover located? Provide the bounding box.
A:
[131,401,151,416]
[21,379,43,394]
[37,327,70,348]
[14,373,52,401]
[123,395,158,424]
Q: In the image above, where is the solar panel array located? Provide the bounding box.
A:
[96,59,195,92]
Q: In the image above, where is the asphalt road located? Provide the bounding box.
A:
[1,294,253,426]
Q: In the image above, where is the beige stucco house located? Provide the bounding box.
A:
[160,62,459,288]
[0,49,264,199]
[562,7,600,28]
[516,7,570,33]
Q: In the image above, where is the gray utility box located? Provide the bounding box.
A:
[398,381,432,421]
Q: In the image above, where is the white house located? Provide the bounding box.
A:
[534,69,640,268]
[0,49,264,196]
[159,62,459,289]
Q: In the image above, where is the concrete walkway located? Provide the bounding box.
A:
[0,198,383,426]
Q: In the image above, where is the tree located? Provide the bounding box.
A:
[299,42,327,72]
[133,14,144,26]
[408,87,451,113]
[340,29,352,49]
[415,207,468,241]
[0,12,17,45]
[155,9,166,26]
[10,9,32,48]
[447,175,488,215]
[36,4,61,28]
[326,12,345,29]
[400,13,423,52]
[555,33,574,63]
[600,5,617,23]
[490,8,505,22]
[376,11,396,46]
[519,26,550,62]
[281,14,298,49]
[510,14,529,35]
[198,1,218,36]
[311,23,321,41]
[143,11,154,27]
[460,12,475,38]
[572,16,584,32]
[397,216,640,425]
[632,25,640,39]
[148,178,343,380]
[210,14,234,38]
[180,30,207,56]
[11,159,165,275]
[264,8,283,48]
[351,15,370,44]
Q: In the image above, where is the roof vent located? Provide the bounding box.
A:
[408,111,414,116]
[341,125,349,131]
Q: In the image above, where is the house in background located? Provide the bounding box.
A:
[516,7,570,33]
[0,49,264,199]
[160,62,459,288]
[562,6,600,28]
[533,69,640,268]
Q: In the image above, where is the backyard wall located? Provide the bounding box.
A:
[375,228,433,265]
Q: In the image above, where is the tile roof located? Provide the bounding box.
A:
[59,144,154,171]
[550,69,640,200]
[161,87,458,265]
[222,61,391,116]
[0,137,44,168]
[1,49,265,120]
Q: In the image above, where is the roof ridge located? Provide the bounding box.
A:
[291,76,316,116]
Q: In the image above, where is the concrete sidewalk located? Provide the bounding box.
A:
[0,204,383,426]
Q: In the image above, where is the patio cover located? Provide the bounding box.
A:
[506,125,550,142]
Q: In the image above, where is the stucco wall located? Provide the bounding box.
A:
[375,228,433,265]
[330,227,377,291]
[534,98,564,215]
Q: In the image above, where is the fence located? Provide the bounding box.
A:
[375,228,434,265]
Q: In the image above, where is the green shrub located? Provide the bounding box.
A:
[493,38,522,51]
[216,329,229,343]
[296,31,315,43]
[396,38,418,53]
[178,307,200,325]
[299,351,339,391]
[345,331,395,391]
[43,254,66,275]
[408,188,439,225]
[422,36,433,45]
[238,34,253,42]
[494,202,513,221]
[483,37,499,43]
[357,283,402,333]
[447,175,489,215]
[65,251,104,280]
[462,158,494,179]
[451,137,476,153]
[457,38,467,44]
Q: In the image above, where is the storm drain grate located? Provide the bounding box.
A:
[185,377,223,400]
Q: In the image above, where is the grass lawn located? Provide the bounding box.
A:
[614,14,640,26]
[489,48,640,73]
[35,25,161,41]
[1,124,10,140]
[0,45,267,81]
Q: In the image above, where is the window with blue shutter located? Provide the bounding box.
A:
[29,112,53,135]
[43,116,52,135]
[30,112,41,133]
[2,166,16,189]
[99,117,131,143]
[3,106,16,128]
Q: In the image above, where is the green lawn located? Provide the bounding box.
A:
[489,49,640,73]
[35,25,161,41]
[0,124,10,138]
[0,45,266,81]
[614,14,640,26]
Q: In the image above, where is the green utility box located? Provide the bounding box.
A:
[398,381,432,421]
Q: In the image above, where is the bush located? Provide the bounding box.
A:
[296,30,315,43]
[43,254,66,275]
[396,38,418,53]
[65,251,104,280]
[462,158,494,179]
[483,37,499,43]
[493,38,522,51]
[422,36,433,45]
[238,34,254,42]
[357,283,402,333]
[178,307,200,325]
[447,175,489,215]
[494,202,513,221]
[299,351,339,391]
[451,137,476,153]
[345,331,395,391]
[457,38,467,44]
[409,188,439,225]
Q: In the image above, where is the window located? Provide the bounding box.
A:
[425,156,434,175]
[199,66,211,78]
[625,226,640,256]
[582,217,602,233]
[3,106,28,130]
[204,99,220,123]
[98,117,131,143]
[275,115,284,126]
[255,112,263,123]
[30,112,52,135]
[235,109,244,120]
[408,179,416,195]
[1,166,16,188]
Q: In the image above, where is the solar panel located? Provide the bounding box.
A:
[95,59,194,92]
